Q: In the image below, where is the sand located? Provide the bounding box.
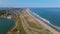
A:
[26,8,60,34]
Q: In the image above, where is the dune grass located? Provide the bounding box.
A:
[13,16,26,34]
[24,17,42,30]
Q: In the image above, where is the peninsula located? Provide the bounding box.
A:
[0,8,60,34]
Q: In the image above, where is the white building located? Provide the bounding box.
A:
[7,15,12,19]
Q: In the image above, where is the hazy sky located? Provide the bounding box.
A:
[0,0,60,7]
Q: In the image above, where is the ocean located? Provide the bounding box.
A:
[30,8,60,29]
[0,18,14,34]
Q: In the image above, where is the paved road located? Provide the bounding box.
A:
[17,9,53,34]
[19,9,51,34]
[17,10,32,34]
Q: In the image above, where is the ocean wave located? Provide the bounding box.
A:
[29,9,60,30]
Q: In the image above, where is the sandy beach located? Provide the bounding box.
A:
[6,8,60,34]
[26,8,60,34]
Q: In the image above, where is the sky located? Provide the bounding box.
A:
[0,0,60,7]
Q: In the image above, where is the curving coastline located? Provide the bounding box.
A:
[7,16,18,34]
[6,8,60,34]
[27,8,60,34]
[28,9,60,31]
[10,20,18,31]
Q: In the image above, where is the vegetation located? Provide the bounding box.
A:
[13,16,26,34]
[27,21,42,29]
[24,17,42,29]
[24,16,53,34]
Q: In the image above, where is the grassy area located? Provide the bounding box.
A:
[46,29,53,34]
[24,17,42,30]
[13,16,53,34]
[27,21,42,29]
[30,30,40,34]
[24,17,53,34]
[13,31,17,34]
[13,16,26,34]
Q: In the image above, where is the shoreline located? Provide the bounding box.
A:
[27,8,60,34]
[28,9,60,32]
[7,16,18,34]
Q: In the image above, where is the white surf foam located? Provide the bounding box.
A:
[29,9,60,30]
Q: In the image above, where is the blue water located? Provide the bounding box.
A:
[0,18,15,34]
[30,8,60,27]
[0,7,13,10]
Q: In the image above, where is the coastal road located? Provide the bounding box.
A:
[17,9,56,34]
[19,9,51,34]
[17,10,32,34]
